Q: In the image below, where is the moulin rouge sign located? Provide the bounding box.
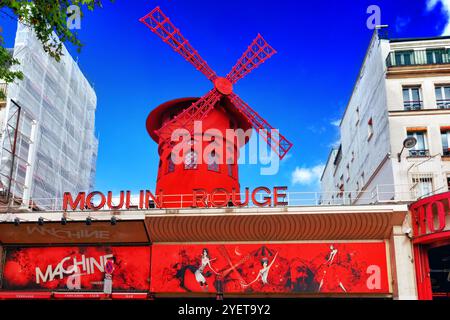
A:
[63,187,289,211]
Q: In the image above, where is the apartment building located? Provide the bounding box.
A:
[0,23,98,209]
[321,30,450,205]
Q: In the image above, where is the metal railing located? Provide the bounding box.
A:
[403,100,423,110]
[437,99,450,109]
[387,49,450,67]
[409,149,430,157]
[0,185,423,213]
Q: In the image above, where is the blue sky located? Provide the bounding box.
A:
[1,0,450,194]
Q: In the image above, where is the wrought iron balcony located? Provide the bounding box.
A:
[437,99,450,109]
[409,149,430,157]
[387,49,450,67]
[404,100,423,110]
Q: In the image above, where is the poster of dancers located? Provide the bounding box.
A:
[150,242,389,294]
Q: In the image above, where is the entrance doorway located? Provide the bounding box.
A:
[428,245,450,299]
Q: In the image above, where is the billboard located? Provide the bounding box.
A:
[150,242,389,294]
[2,246,150,291]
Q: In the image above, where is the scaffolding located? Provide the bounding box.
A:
[0,22,98,210]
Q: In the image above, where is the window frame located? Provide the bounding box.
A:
[403,86,423,110]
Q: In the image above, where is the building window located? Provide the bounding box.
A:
[403,87,422,110]
[367,118,374,141]
[435,85,450,109]
[407,130,429,157]
[412,174,434,198]
[355,107,360,126]
[426,48,446,64]
[395,50,414,66]
[207,151,219,172]
[441,129,450,156]
[184,150,198,170]
[167,155,175,173]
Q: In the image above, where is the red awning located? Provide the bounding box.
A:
[111,292,148,300]
[53,292,107,299]
[0,291,52,300]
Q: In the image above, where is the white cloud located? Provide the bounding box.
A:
[291,164,325,186]
[330,119,340,127]
[427,0,450,35]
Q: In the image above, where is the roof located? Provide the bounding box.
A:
[390,35,450,43]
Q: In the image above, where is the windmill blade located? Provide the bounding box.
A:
[229,93,293,159]
[140,7,218,81]
[156,89,222,144]
[226,34,276,84]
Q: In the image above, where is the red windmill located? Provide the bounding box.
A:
[140,7,293,207]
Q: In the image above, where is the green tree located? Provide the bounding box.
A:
[0,0,112,99]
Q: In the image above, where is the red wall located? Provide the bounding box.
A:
[0,242,389,295]
[150,242,390,294]
[149,98,251,207]
[2,246,150,291]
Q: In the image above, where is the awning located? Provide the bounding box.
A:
[0,220,150,245]
[145,204,408,242]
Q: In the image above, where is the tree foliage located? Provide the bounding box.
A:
[0,0,112,99]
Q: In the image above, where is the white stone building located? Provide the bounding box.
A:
[320,30,450,205]
[0,23,98,209]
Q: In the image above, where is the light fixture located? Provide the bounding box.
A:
[86,217,92,226]
[111,216,117,226]
[61,217,67,225]
[397,137,417,162]
[38,217,45,226]
[14,217,20,226]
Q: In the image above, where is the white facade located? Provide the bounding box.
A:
[0,23,98,209]
[321,31,450,205]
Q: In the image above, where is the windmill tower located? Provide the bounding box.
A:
[140,7,293,207]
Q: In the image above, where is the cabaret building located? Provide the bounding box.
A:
[0,200,419,300]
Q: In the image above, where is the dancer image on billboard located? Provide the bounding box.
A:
[241,252,279,287]
[318,245,347,292]
[195,248,219,290]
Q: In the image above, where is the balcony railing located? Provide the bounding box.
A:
[437,99,450,109]
[404,100,423,110]
[409,149,430,157]
[387,49,450,67]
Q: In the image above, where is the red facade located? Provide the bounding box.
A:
[147,97,252,207]
[0,242,389,296]
[410,192,450,300]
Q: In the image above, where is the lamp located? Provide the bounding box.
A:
[398,137,417,162]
